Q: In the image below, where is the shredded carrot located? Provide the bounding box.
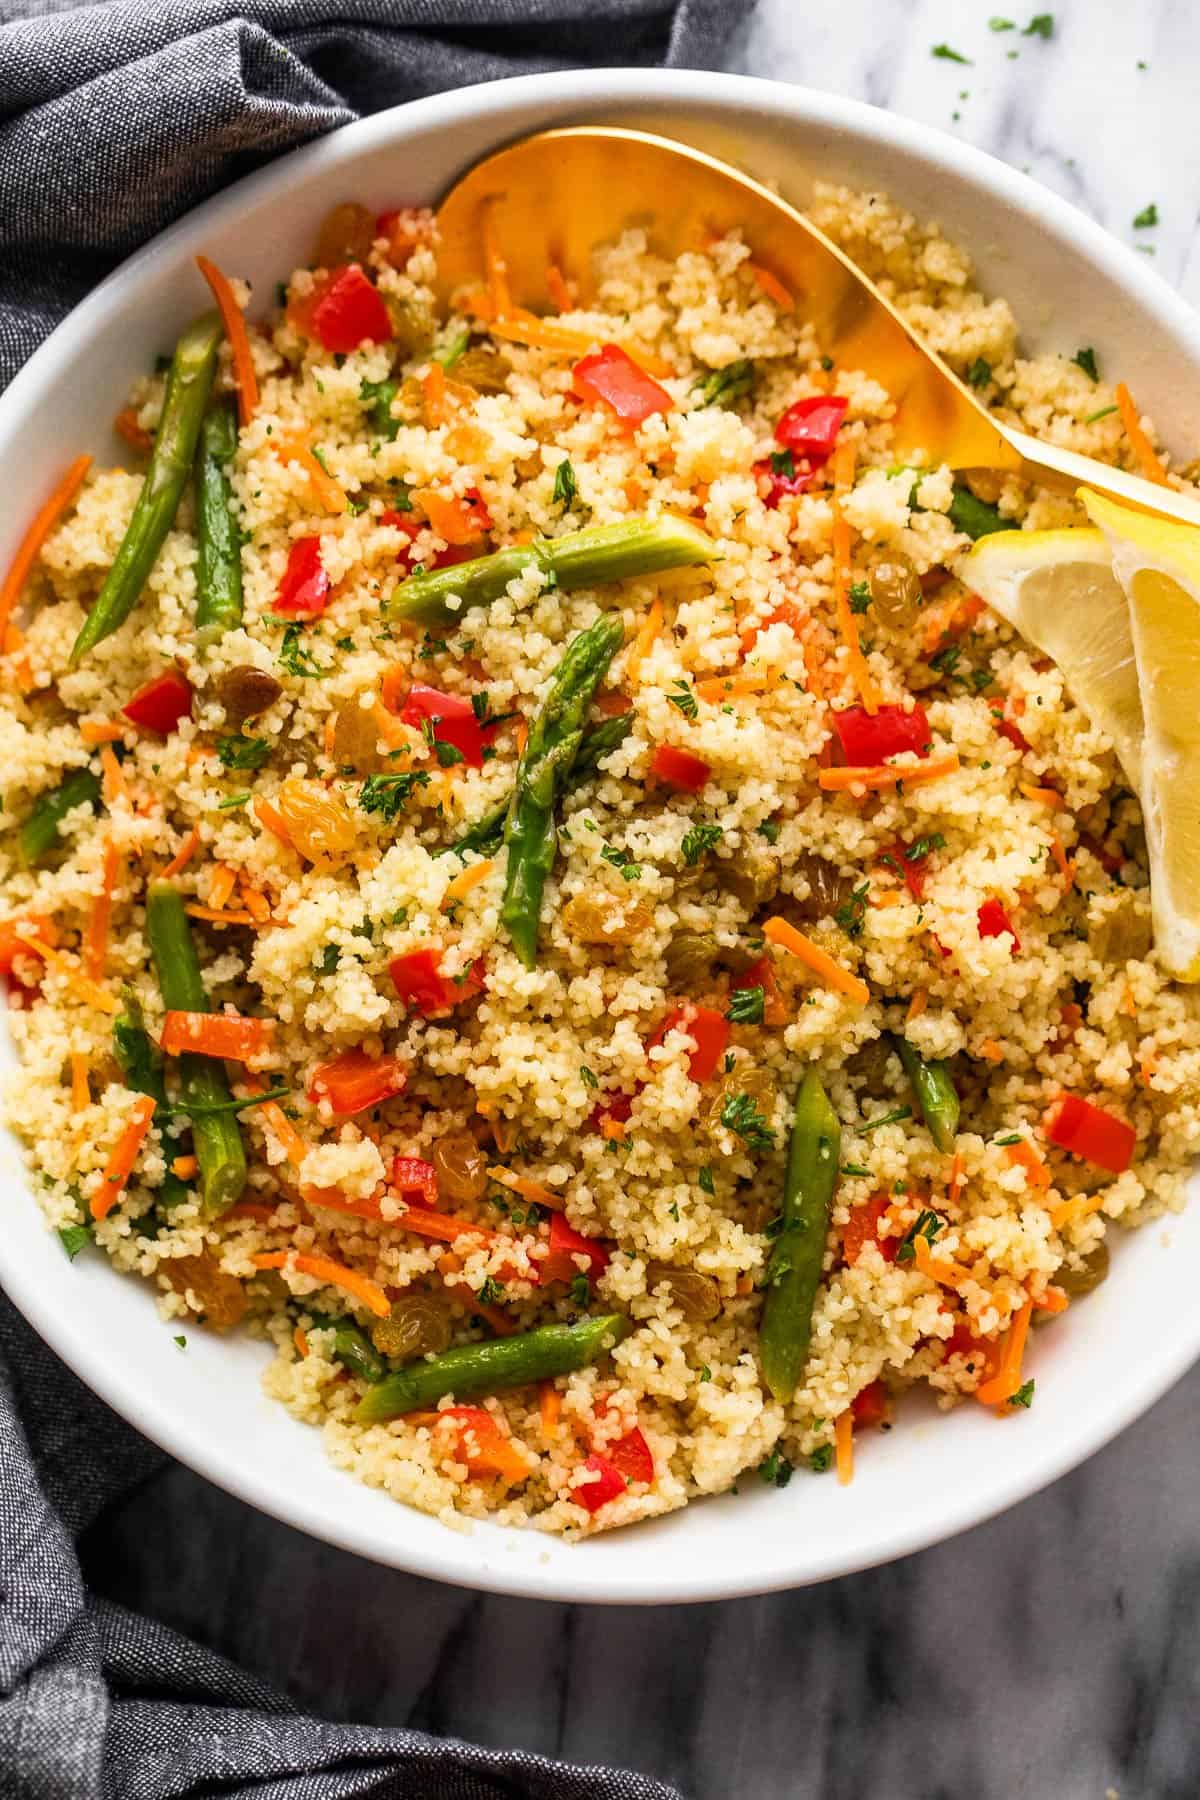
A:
[818,755,961,795]
[977,1038,1006,1063]
[99,744,130,808]
[251,1250,389,1319]
[84,837,121,979]
[748,263,794,310]
[487,1166,566,1211]
[906,988,928,1023]
[70,1053,90,1114]
[1121,983,1138,1019]
[600,1115,628,1143]
[208,863,238,912]
[545,264,573,312]
[1114,381,1170,486]
[830,440,879,713]
[490,1113,518,1156]
[156,829,200,880]
[834,1409,854,1486]
[761,915,869,1005]
[1139,1053,1159,1087]
[1005,1137,1050,1191]
[227,1199,280,1225]
[920,592,986,657]
[695,667,780,704]
[13,927,117,1013]
[394,1202,499,1246]
[171,1154,199,1180]
[293,1325,309,1359]
[513,718,528,756]
[975,1297,1034,1407]
[0,454,92,642]
[539,1380,561,1443]
[253,1094,308,1169]
[272,434,347,514]
[1048,1191,1106,1232]
[415,489,485,547]
[184,906,257,927]
[625,597,663,691]
[473,1303,517,1338]
[422,361,448,428]
[913,1233,975,1291]
[113,407,153,454]
[90,1094,156,1220]
[442,858,495,909]
[871,889,903,910]
[1049,832,1076,888]
[1019,782,1062,809]
[481,306,673,376]
[947,1149,965,1209]
[1032,1284,1069,1315]
[196,254,260,428]
[253,795,293,849]
[80,718,125,747]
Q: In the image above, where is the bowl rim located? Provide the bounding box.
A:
[3,65,1200,1605]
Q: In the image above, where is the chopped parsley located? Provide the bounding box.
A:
[58,1222,93,1261]
[809,1444,834,1473]
[769,447,796,479]
[174,1335,187,1349]
[758,1449,793,1488]
[217,791,251,811]
[1133,203,1159,229]
[895,1208,944,1264]
[719,1090,775,1153]
[834,881,870,939]
[757,819,781,844]
[580,1066,599,1090]
[840,1163,870,1178]
[358,770,432,823]
[698,1165,715,1195]
[931,43,971,63]
[848,579,872,615]
[552,458,578,507]
[1010,1379,1035,1408]
[680,822,723,866]
[360,376,400,440]
[966,356,993,389]
[993,1132,1023,1146]
[1071,346,1099,381]
[906,833,946,862]
[699,1365,712,1382]
[860,1105,912,1134]
[1085,404,1118,424]
[693,359,756,408]
[601,844,641,881]
[478,1276,507,1304]
[216,734,270,770]
[434,741,465,768]
[315,944,341,974]
[568,1273,591,1308]
[667,678,699,720]
[278,622,326,678]
[727,985,765,1026]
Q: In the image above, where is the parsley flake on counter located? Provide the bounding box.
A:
[1071,346,1099,381]
[1023,13,1054,36]
[1133,203,1159,229]
[931,43,972,63]
[58,1223,93,1260]
[1010,1379,1035,1408]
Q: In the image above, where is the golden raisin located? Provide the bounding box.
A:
[561,887,653,946]
[331,693,387,775]
[372,1292,453,1360]
[277,777,357,864]
[645,1261,721,1322]
[432,1132,489,1204]
[312,202,376,270]
[161,1252,247,1331]
[868,552,922,627]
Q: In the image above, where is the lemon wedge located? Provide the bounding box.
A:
[958,526,1143,788]
[1076,488,1200,979]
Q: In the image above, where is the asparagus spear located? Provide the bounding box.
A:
[145,882,246,1214]
[500,615,624,966]
[895,1038,959,1152]
[195,401,244,636]
[355,1313,630,1423]
[70,312,223,663]
[321,1317,385,1384]
[19,769,101,866]
[389,514,716,627]
[446,711,634,859]
[111,994,189,1213]
[759,1069,840,1403]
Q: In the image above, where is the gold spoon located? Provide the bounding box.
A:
[435,125,1200,527]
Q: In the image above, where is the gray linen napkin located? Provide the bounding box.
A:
[0,3,752,1793]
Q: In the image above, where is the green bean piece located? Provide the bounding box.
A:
[759,1070,840,1403]
[500,615,624,966]
[195,401,244,636]
[323,1317,385,1384]
[948,485,1018,541]
[19,769,101,866]
[445,711,633,858]
[70,312,223,663]
[895,1038,960,1152]
[389,514,716,627]
[112,995,189,1213]
[145,882,246,1214]
[355,1312,630,1423]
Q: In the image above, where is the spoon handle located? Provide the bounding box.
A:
[1002,424,1200,527]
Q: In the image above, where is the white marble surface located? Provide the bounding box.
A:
[82,8,1200,1797]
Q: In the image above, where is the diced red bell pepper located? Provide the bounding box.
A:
[739,953,786,1027]
[380,508,416,571]
[541,1211,611,1286]
[375,207,434,268]
[977,899,1020,953]
[121,669,192,735]
[774,395,848,459]
[589,1091,635,1135]
[572,344,671,427]
[1046,1095,1136,1174]
[423,1406,531,1483]
[273,537,330,617]
[648,1003,730,1084]
[851,1380,891,1429]
[309,264,392,353]
[574,1452,627,1513]
[740,597,807,655]
[308,1048,407,1117]
[390,1155,439,1204]
[399,683,492,770]
[842,1194,898,1267]
[607,1426,654,1485]
[833,703,930,764]
[993,707,1032,753]
[388,947,485,1017]
[160,1010,273,1062]
[878,840,933,901]
[752,459,818,510]
[648,744,711,792]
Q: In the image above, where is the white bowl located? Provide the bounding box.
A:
[3,69,1198,1605]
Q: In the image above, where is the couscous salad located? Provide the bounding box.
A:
[1,184,1197,1534]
